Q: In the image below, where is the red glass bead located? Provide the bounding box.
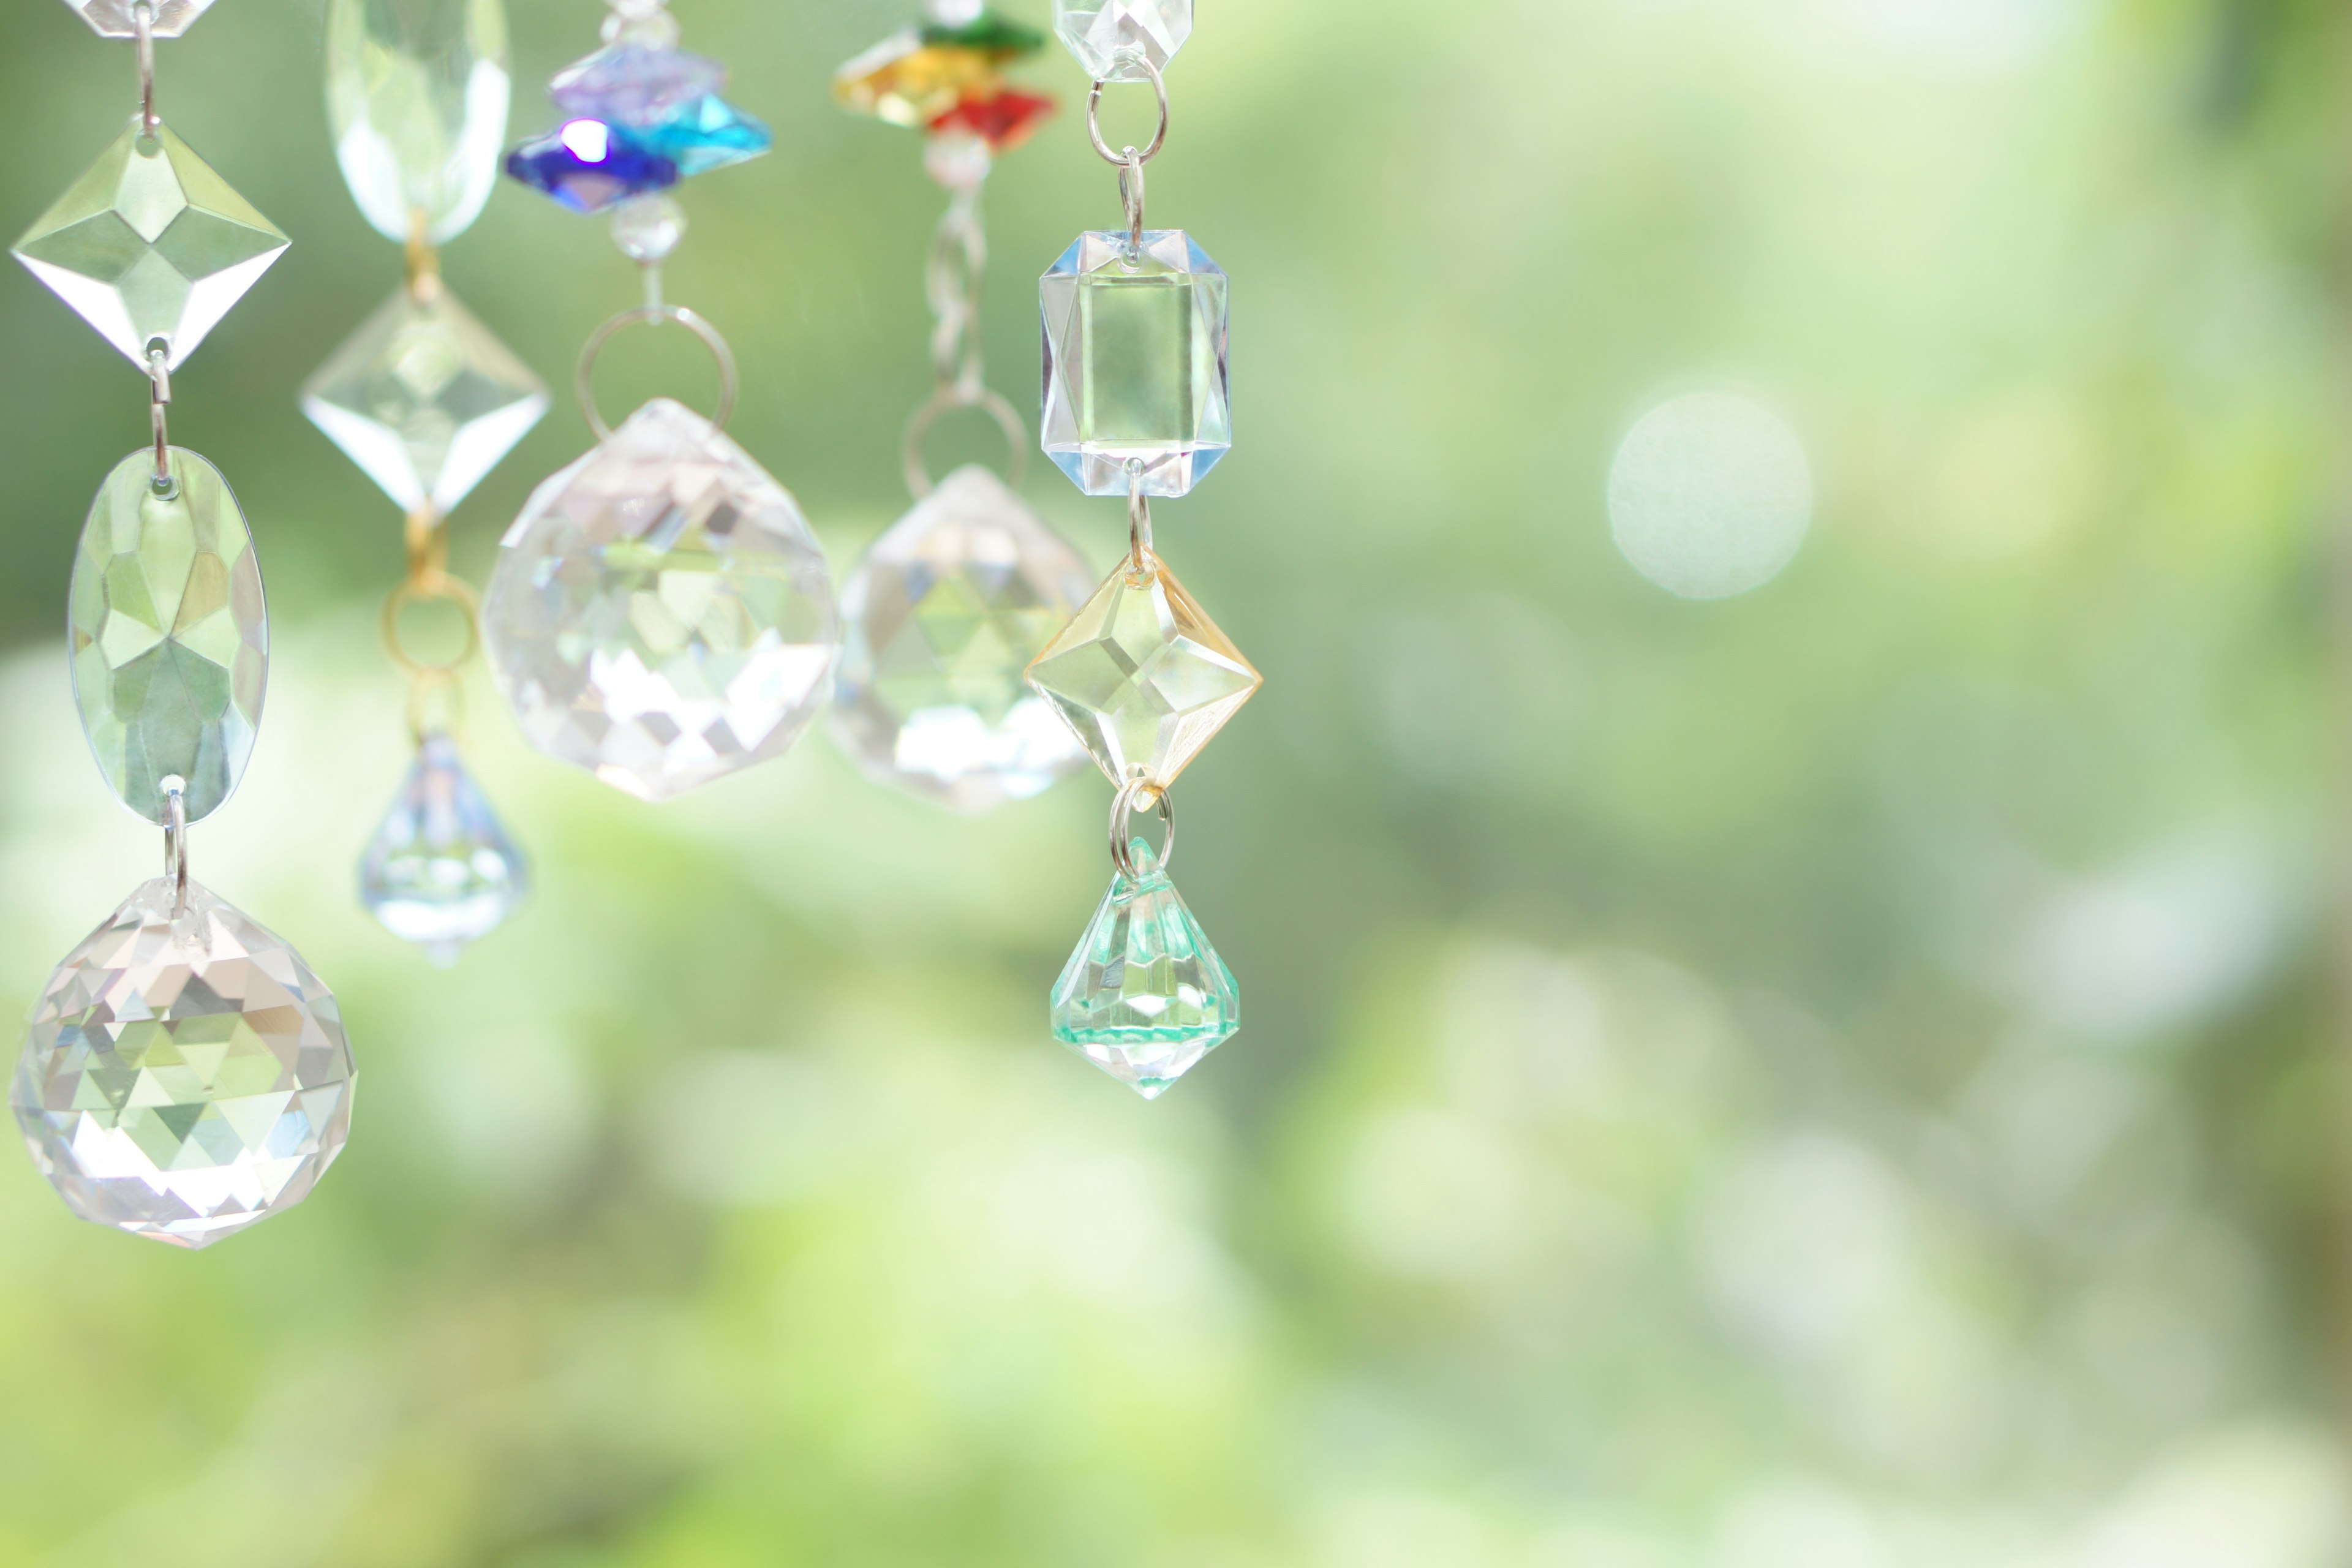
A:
[929,89,1055,152]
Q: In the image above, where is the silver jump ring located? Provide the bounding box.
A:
[1109,776,1174,881]
[1118,151,1147,251]
[160,778,187,912]
[575,304,739,440]
[134,1,157,134]
[1086,56,1169,166]
[903,385,1028,499]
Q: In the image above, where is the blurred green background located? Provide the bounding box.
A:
[0,0,2346,1563]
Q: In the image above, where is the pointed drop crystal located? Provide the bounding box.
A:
[326,0,513,246]
[13,121,288,371]
[483,399,841,802]
[1041,230,1230,497]
[834,466,1094,812]
[12,876,356,1249]
[302,281,548,513]
[360,733,527,963]
[1026,548,1259,791]
[71,447,266,827]
[62,0,215,38]
[1052,840,1237,1098]
[1054,0,1191,84]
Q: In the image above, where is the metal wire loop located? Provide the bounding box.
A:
[903,385,1028,499]
[575,304,739,440]
[1086,55,1169,166]
[1126,464,1155,570]
[134,1,157,134]
[1118,150,1147,252]
[146,343,172,487]
[160,777,187,912]
[1110,776,1174,881]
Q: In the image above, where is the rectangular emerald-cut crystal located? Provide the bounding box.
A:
[1040,229,1229,498]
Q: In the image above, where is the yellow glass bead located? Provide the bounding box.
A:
[834,32,1005,129]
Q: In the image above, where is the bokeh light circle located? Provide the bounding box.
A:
[1608,393,1815,600]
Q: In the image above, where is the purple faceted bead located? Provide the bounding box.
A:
[549,45,726,128]
[505,121,679,214]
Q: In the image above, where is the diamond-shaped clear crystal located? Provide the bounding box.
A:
[326,0,512,245]
[71,447,266,827]
[12,876,356,1250]
[834,466,1095,812]
[1041,230,1229,497]
[1053,0,1191,83]
[483,399,841,802]
[13,121,288,371]
[1052,840,1236,1098]
[62,0,216,37]
[360,733,527,963]
[302,282,548,514]
[1026,548,1259,790]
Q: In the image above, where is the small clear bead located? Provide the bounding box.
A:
[611,194,687,262]
[924,132,993,191]
[601,7,679,46]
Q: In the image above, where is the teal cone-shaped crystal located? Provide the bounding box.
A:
[358,733,527,965]
[1050,839,1238,1098]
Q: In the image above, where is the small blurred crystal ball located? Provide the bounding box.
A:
[1608,393,1813,600]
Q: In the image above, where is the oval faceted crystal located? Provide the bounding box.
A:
[70,448,266,826]
[12,877,356,1250]
[483,399,841,801]
[327,0,511,244]
[833,466,1094,812]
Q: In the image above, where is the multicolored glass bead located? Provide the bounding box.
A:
[836,9,1054,161]
[507,41,766,214]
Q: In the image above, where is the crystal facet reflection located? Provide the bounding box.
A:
[301,282,548,513]
[483,399,842,802]
[1052,0,1191,84]
[360,733,527,963]
[1025,548,1259,791]
[1041,230,1229,497]
[326,0,512,245]
[12,877,356,1250]
[13,121,290,370]
[1051,840,1237,1098]
[834,466,1094,812]
[70,447,266,826]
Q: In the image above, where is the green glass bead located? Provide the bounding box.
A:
[69,448,266,826]
[1050,840,1238,1099]
[919,15,1047,56]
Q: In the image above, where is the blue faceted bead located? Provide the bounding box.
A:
[505,121,678,214]
[549,45,725,128]
[637,95,771,176]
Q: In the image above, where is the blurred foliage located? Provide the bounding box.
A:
[0,0,2344,1563]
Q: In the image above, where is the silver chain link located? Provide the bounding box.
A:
[925,187,987,399]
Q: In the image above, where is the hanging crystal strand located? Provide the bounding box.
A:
[831,7,1093,812]
[1026,2,1257,1097]
[10,2,355,1247]
[483,0,837,803]
[306,0,541,962]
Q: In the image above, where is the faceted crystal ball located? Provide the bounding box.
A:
[1041,230,1230,497]
[12,878,356,1249]
[359,734,528,964]
[833,466,1095,813]
[484,399,842,801]
[326,0,511,245]
[1053,0,1191,83]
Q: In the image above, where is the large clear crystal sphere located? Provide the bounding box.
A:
[12,878,356,1249]
[483,399,841,801]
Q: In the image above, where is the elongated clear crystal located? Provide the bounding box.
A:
[360,734,527,963]
[1041,230,1229,497]
[834,466,1094,812]
[483,399,841,801]
[301,281,548,513]
[70,448,266,826]
[1052,840,1237,1098]
[12,877,356,1249]
[326,0,512,245]
[13,122,289,371]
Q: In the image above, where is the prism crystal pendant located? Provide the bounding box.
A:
[1053,0,1191,83]
[13,121,289,371]
[301,281,549,514]
[360,733,527,963]
[62,0,216,37]
[1041,230,1230,497]
[834,466,1094,812]
[12,877,356,1250]
[325,0,513,245]
[1026,548,1259,791]
[483,398,842,802]
[1052,840,1237,1098]
[71,447,266,827]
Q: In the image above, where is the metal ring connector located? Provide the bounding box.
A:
[1085,55,1169,166]
[1110,775,1174,881]
[903,385,1029,499]
[160,776,187,913]
[382,575,483,676]
[575,304,739,440]
[134,1,157,135]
